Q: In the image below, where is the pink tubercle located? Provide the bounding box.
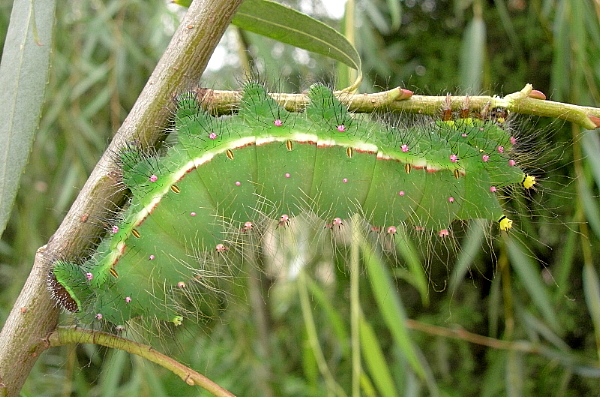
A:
[279,214,290,226]
[387,226,397,235]
[337,124,346,132]
[285,173,291,178]
[149,174,158,182]
[510,136,517,145]
[490,186,497,193]
[111,225,119,234]
[86,272,93,281]
[95,313,103,320]
[342,178,348,183]
[209,132,217,140]
[177,281,186,288]
[461,133,468,137]
[332,218,343,226]
[401,144,409,153]
[508,159,516,167]
[125,297,132,303]
[274,119,283,127]
[235,181,241,186]
[497,146,504,153]
[243,221,253,231]
[190,212,196,217]
[398,190,405,196]
[149,254,155,260]
[482,154,490,162]
[448,196,455,203]
[438,229,450,237]
[450,154,458,163]
[216,244,227,252]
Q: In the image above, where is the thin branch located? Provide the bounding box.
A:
[196,84,600,130]
[405,319,600,376]
[0,1,244,396]
[46,327,235,397]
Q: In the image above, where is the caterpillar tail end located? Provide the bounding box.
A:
[523,174,536,189]
[48,262,84,313]
[498,216,513,231]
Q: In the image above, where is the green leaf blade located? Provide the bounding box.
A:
[361,240,434,389]
[232,0,361,73]
[506,237,561,332]
[0,0,55,237]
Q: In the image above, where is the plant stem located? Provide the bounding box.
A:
[46,327,235,397]
[350,214,361,397]
[196,84,600,130]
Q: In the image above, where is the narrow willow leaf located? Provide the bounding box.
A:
[492,0,523,56]
[583,263,600,359]
[394,227,428,305]
[360,241,430,384]
[519,309,571,351]
[360,317,399,397]
[305,275,350,353]
[336,0,356,90]
[0,0,55,237]
[582,130,600,192]
[459,15,486,94]
[578,174,600,240]
[387,0,402,31]
[174,0,362,89]
[449,219,487,293]
[506,237,560,331]
[232,0,361,74]
[551,1,569,101]
[505,351,523,397]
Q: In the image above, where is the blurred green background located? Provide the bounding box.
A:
[1,0,600,395]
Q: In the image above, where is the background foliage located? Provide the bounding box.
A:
[1,0,600,396]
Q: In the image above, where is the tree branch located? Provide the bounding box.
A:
[196,84,600,130]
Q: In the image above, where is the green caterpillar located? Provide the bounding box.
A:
[48,82,535,326]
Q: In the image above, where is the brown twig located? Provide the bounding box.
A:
[196,84,600,130]
[46,327,236,397]
[405,319,600,373]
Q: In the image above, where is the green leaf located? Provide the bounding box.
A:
[506,236,560,331]
[578,174,600,240]
[582,130,600,192]
[505,351,524,397]
[0,0,55,237]
[232,0,361,76]
[361,240,437,393]
[459,15,486,94]
[387,0,402,31]
[449,219,487,293]
[175,0,362,89]
[393,226,428,305]
[360,317,399,397]
[583,263,600,359]
[305,275,350,353]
